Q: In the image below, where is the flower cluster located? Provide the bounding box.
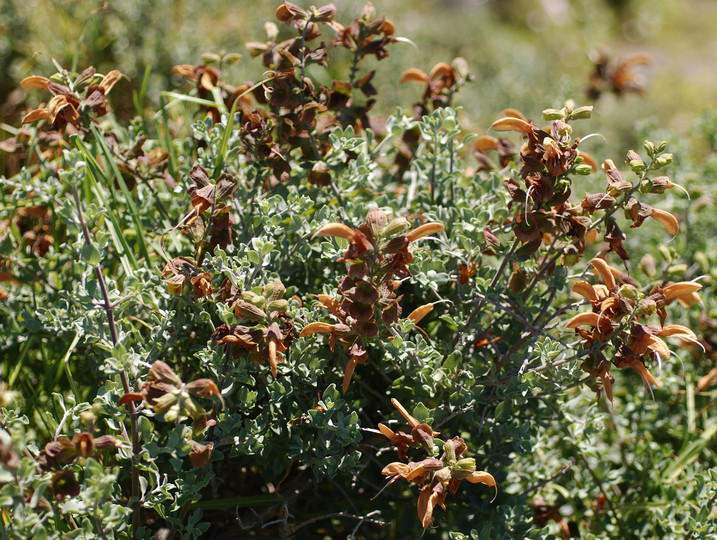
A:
[568,258,702,400]
[120,360,222,422]
[300,209,443,392]
[212,279,295,379]
[399,58,471,113]
[20,68,122,134]
[378,399,496,529]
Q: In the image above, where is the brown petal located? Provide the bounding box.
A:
[318,294,341,317]
[417,486,441,529]
[149,360,183,386]
[189,441,214,467]
[377,423,397,442]
[428,62,454,81]
[650,208,679,235]
[99,70,123,94]
[93,435,122,450]
[645,335,671,360]
[71,432,95,458]
[47,95,74,124]
[503,108,527,121]
[391,398,419,427]
[299,322,335,336]
[398,68,428,84]
[491,117,532,135]
[314,222,356,241]
[51,470,81,500]
[658,324,697,340]
[171,64,197,78]
[268,338,279,378]
[381,461,410,478]
[465,471,498,501]
[590,258,616,290]
[342,355,359,394]
[20,76,51,91]
[185,378,221,398]
[663,282,702,303]
[22,108,50,124]
[407,304,434,324]
[475,135,499,153]
[566,312,600,328]
[572,281,598,302]
[406,222,444,242]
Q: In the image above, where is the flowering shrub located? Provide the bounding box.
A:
[0,2,715,538]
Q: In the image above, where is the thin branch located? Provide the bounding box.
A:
[292,511,388,533]
[71,183,141,535]
[579,454,629,539]
[451,237,520,349]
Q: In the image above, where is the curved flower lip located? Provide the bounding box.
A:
[617,357,660,389]
[589,258,616,290]
[650,208,679,236]
[566,312,600,328]
[663,281,702,303]
[391,398,419,428]
[405,222,444,242]
[313,222,373,252]
[407,303,434,324]
[475,135,499,153]
[465,471,498,501]
[572,280,598,302]
[299,321,335,336]
[490,116,532,135]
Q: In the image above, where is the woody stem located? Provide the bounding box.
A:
[71,183,141,535]
[451,237,520,349]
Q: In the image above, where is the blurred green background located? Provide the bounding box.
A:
[3,0,717,157]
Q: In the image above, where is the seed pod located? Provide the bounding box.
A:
[233,299,266,321]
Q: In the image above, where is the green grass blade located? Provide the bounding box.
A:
[71,135,138,273]
[90,125,151,262]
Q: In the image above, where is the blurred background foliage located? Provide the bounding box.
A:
[6,0,717,270]
[3,0,717,150]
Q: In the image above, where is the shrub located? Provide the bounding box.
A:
[0,2,715,538]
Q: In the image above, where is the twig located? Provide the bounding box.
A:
[71,183,141,535]
[579,454,629,538]
[292,511,388,533]
[451,237,520,349]
[518,462,574,498]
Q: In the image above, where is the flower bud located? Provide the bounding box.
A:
[574,164,593,175]
[640,254,656,278]
[655,153,673,167]
[627,149,646,172]
[267,299,289,313]
[619,284,639,300]
[644,140,657,157]
[382,216,410,238]
[542,109,565,121]
[570,105,593,120]
[242,291,266,308]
